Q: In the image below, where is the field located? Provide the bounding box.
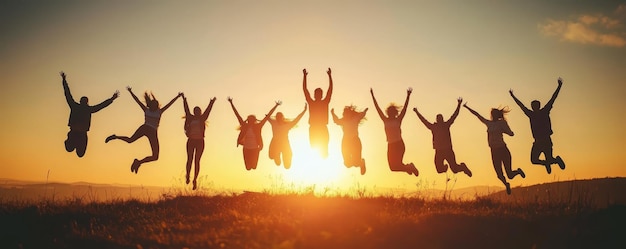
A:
[1,178,625,249]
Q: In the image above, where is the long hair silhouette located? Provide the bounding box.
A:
[182,95,216,190]
[332,105,368,175]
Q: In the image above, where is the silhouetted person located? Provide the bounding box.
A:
[268,103,307,169]
[303,68,333,158]
[464,103,525,195]
[510,77,565,174]
[182,95,216,190]
[61,71,119,157]
[414,97,472,177]
[105,87,182,174]
[332,105,368,175]
[228,97,280,170]
[370,87,419,176]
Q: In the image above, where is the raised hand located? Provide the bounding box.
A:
[60,71,66,79]
[112,90,120,100]
[463,102,468,108]
[558,77,563,85]
[178,92,184,98]
[126,86,133,92]
[303,68,308,76]
[509,89,514,96]
[457,97,463,104]
[370,88,374,95]
[407,87,413,95]
[210,97,217,102]
[227,96,233,103]
[275,100,282,106]
[327,67,332,75]
[412,107,418,113]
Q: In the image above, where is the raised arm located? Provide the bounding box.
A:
[447,97,462,124]
[398,87,412,120]
[201,97,217,120]
[412,107,433,129]
[370,88,386,120]
[290,103,308,128]
[60,72,77,107]
[331,108,340,124]
[359,108,369,120]
[90,90,119,113]
[302,69,312,102]
[161,92,183,112]
[544,77,563,110]
[509,89,531,116]
[260,100,282,126]
[324,67,333,102]
[463,103,488,124]
[127,86,147,111]
[228,97,244,125]
[183,95,191,116]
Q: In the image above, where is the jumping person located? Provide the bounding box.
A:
[331,105,368,175]
[463,103,525,195]
[302,68,333,158]
[509,77,565,174]
[370,87,419,176]
[61,71,119,157]
[182,95,216,190]
[268,103,308,169]
[228,97,280,170]
[414,97,472,177]
[105,87,182,174]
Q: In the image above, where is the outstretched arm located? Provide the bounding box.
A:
[398,87,412,120]
[183,94,191,116]
[91,90,119,113]
[127,86,147,111]
[463,103,488,124]
[545,77,563,110]
[509,89,531,116]
[370,88,386,120]
[60,72,77,107]
[324,67,333,102]
[290,103,308,128]
[359,108,369,119]
[331,108,341,124]
[447,97,462,124]
[302,69,312,102]
[261,100,282,126]
[201,97,217,120]
[413,107,432,128]
[161,92,183,112]
[228,97,244,125]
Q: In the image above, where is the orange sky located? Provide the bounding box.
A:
[1,1,625,194]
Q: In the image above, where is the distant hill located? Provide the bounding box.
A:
[487,177,626,208]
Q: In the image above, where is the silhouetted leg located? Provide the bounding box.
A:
[185,139,194,184]
[491,147,507,185]
[65,131,76,152]
[193,139,204,190]
[502,146,524,179]
[116,125,150,144]
[434,150,448,173]
[283,141,293,169]
[135,128,159,173]
[531,140,551,174]
[268,139,281,166]
[243,148,260,170]
[341,137,350,167]
[388,141,411,174]
[75,132,88,158]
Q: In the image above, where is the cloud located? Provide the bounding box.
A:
[538,5,626,48]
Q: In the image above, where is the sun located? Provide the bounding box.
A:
[279,133,350,192]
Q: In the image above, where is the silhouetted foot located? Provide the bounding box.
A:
[410,163,419,177]
[461,163,472,177]
[192,180,197,190]
[518,168,526,178]
[186,175,190,185]
[105,135,116,143]
[544,164,552,174]
[131,159,140,174]
[360,159,366,175]
[556,156,565,170]
[504,182,511,195]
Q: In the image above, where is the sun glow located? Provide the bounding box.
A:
[278,135,350,192]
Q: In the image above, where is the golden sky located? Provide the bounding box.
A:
[1,1,625,193]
